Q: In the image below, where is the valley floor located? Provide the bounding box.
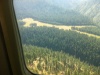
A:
[20,18,100,39]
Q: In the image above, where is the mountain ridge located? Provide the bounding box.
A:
[14,0,94,25]
[76,0,100,25]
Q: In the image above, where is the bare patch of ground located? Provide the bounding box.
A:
[20,18,100,38]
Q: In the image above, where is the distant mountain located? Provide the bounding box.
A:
[76,0,100,25]
[46,0,86,9]
[14,0,94,25]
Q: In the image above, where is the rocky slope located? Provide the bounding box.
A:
[77,0,100,25]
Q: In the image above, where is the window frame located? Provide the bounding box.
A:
[0,0,37,75]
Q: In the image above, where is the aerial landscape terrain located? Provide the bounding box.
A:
[14,0,100,75]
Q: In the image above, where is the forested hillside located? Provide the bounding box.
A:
[19,26,100,66]
[24,45,100,75]
[14,0,94,25]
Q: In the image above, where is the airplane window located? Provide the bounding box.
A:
[13,0,100,75]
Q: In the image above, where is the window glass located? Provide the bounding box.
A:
[14,0,100,74]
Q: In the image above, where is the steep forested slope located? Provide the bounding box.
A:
[14,0,93,25]
[24,45,100,75]
[19,26,100,66]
